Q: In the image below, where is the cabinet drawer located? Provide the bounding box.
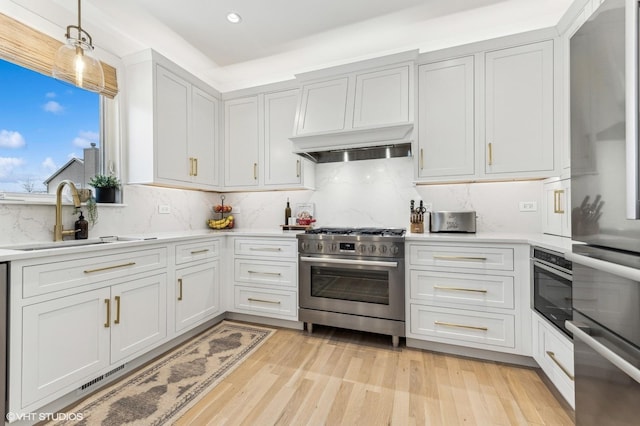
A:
[409,270,514,310]
[23,247,167,298]
[234,238,297,258]
[410,304,515,348]
[175,239,219,264]
[408,244,514,271]
[234,259,297,288]
[234,286,297,318]
[534,314,574,407]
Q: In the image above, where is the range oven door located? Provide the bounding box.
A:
[299,255,405,321]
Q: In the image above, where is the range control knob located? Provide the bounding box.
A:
[358,244,367,253]
[300,242,309,252]
[316,243,324,251]
[379,245,388,254]
[390,245,399,255]
[330,243,338,252]
[369,245,377,253]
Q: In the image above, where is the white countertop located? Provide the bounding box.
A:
[0,229,574,262]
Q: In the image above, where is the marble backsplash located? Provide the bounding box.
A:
[0,157,543,245]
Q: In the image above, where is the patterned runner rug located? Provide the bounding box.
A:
[49,321,274,425]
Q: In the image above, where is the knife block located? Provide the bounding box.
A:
[410,222,424,233]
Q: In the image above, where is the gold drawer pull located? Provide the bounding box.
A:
[248,297,281,305]
[420,148,424,170]
[253,163,258,180]
[433,255,487,261]
[190,249,210,255]
[84,262,136,274]
[114,296,121,325]
[193,158,198,177]
[554,190,565,214]
[434,285,488,294]
[434,321,488,331]
[249,247,282,252]
[488,142,493,165]
[248,270,282,276]
[104,299,111,328]
[177,278,183,301]
[546,351,574,381]
[296,159,301,177]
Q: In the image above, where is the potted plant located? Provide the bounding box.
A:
[88,174,121,203]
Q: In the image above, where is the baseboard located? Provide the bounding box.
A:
[225,312,303,330]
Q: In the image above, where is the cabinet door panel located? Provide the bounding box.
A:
[485,41,554,174]
[175,261,220,332]
[22,288,111,407]
[353,66,409,128]
[224,97,259,186]
[418,57,475,177]
[191,86,218,186]
[264,89,301,185]
[156,65,190,182]
[110,274,167,363]
[296,78,349,134]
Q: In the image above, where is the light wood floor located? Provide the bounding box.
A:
[177,324,575,426]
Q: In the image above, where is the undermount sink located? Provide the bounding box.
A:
[4,239,114,251]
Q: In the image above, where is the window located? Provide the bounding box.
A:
[0,58,100,194]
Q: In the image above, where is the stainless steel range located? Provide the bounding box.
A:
[297,227,405,347]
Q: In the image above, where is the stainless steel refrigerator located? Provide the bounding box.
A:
[568,0,640,424]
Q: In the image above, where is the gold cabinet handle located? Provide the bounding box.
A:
[554,190,565,214]
[434,321,488,331]
[253,163,258,180]
[296,159,301,177]
[546,351,574,381]
[104,299,111,328]
[433,255,487,261]
[189,157,194,176]
[193,158,198,176]
[420,148,424,170]
[177,278,183,301]
[190,249,210,255]
[114,295,121,325]
[433,285,488,294]
[84,262,136,274]
[248,270,282,276]
[488,142,493,165]
[248,297,281,305]
[249,247,282,252]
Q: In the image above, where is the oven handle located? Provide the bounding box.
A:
[532,261,573,281]
[566,320,640,385]
[299,256,398,268]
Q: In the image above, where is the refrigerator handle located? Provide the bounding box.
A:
[626,0,640,219]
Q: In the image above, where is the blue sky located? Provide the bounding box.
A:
[0,59,99,193]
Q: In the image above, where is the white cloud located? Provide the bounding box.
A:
[45,92,56,98]
[0,130,26,148]
[41,157,57,173]
[73,130,99,148]
[0,157,25,178]
[43,100,64,114]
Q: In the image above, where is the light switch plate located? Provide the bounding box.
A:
[519,201,537,212]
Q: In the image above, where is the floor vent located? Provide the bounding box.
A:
[78,364,126,392]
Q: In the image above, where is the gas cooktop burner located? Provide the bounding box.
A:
[304,227,405,237]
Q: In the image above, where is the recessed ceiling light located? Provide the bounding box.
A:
[226,12,242,24]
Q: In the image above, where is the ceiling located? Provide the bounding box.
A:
[10,0,574,91]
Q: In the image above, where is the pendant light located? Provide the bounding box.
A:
[52,0,104,92]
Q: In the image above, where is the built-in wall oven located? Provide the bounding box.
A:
[297,228,405,347]
[531,246,573,338]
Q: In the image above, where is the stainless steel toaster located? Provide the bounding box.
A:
[430,211,477,233]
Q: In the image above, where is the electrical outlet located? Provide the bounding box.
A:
[158,205,171,214]
[519,201,537,212]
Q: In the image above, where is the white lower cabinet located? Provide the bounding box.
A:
[406,241,531,356]
[230,237,298,320]
[21,273,167,410]
[175,260,220,332]
[532,312,575,408]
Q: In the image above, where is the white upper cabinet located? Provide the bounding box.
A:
[484,40,555,176]
[124,49,220,190]
[223,86,314,191]
[417,56,475,179]
[291,51,416,151]
[224,96,260,188]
